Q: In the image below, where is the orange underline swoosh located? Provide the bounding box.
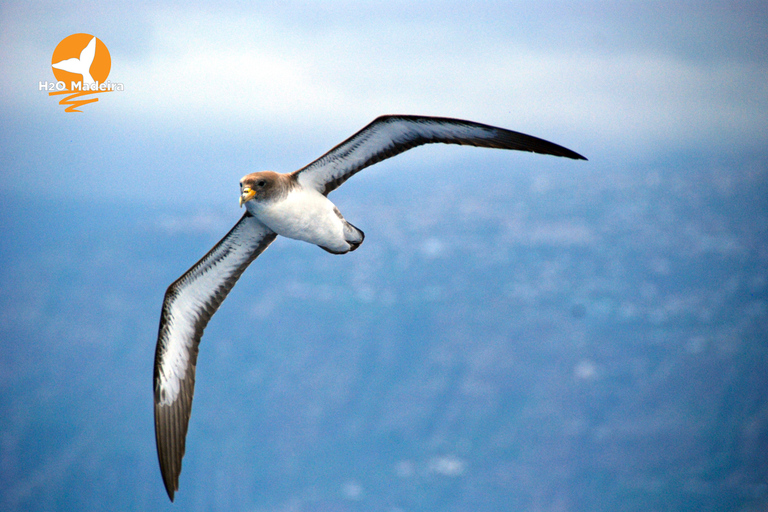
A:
[48,90,111,112]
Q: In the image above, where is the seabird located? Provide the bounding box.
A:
[51,36,97,87]
[153,115,586,501]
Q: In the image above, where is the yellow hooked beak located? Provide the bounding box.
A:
[239,187,255,207]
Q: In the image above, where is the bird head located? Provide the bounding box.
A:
[239,171,282,207]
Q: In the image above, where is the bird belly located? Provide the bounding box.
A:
[258,190,349,252]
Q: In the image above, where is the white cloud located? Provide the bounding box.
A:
[96,5,768,157]
[1,1,766,202]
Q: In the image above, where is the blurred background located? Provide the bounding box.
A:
[1,2,767,511]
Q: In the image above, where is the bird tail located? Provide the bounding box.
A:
[343,220,364,252]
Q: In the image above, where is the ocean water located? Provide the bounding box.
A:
[1,156,766,511]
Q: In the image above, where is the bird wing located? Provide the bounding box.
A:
[153,212,277,501]
[292,115,586,195]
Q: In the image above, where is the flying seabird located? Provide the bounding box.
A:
[51,36,97,87]
[153,115,586,501]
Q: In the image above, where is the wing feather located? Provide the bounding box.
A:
[293,115,586,195]
[153,212,277,501]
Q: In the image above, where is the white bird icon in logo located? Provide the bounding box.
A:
[51,37,97,87]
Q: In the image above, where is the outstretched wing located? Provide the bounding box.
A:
[293,115,586,195]
[153,212,277,501]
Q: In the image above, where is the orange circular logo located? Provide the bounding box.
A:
[51,34,111,86]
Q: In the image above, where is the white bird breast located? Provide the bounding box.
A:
[254,188,348,252]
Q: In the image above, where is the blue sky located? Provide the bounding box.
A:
[1,3,767,509]
[1,1,766,204]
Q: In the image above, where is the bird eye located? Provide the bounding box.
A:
[257,180,266,187]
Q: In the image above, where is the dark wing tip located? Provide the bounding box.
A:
[166,485,175,502]
[553,142,587,161]
[382,114,588,161]
[561,148,588,161]
[155,400,182,502]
